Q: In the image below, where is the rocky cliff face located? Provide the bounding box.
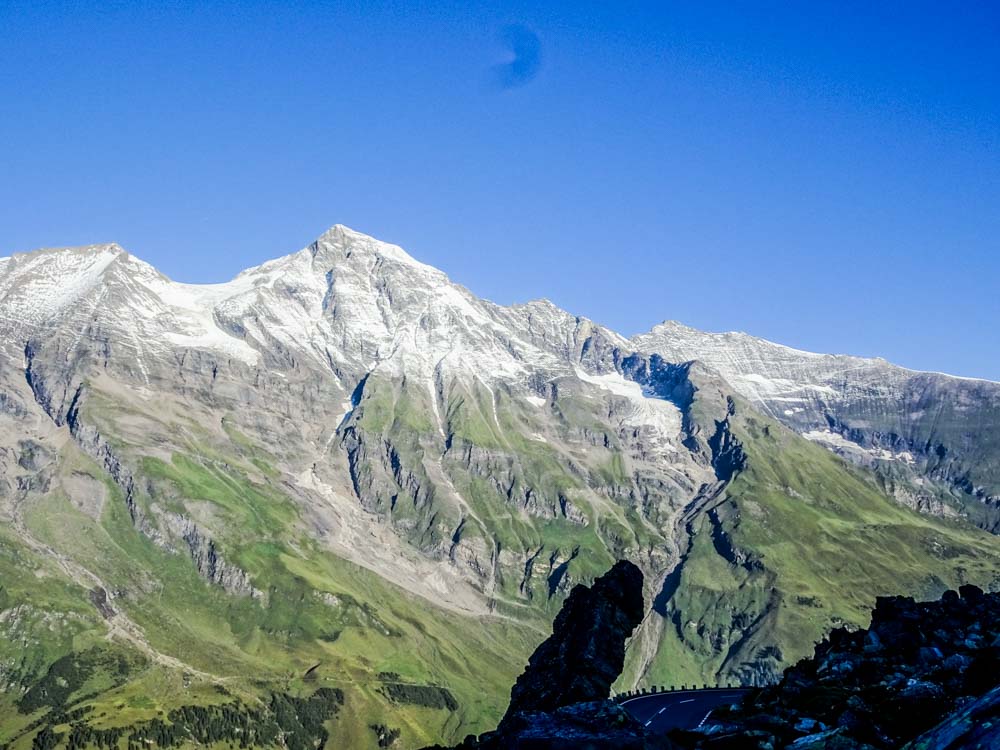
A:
[632,321,1000,532]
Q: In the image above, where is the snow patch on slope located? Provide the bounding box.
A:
[575,368,682,453]
[803,430,916,464]
[142,275,262,364]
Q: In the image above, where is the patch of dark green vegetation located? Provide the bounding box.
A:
[65,724,126,750]
[370,723,402,748]
[17,648,135,715]
[34,689,346,750]
[30,727,62,750]
[379,682,459,711]
[267,690,345,750]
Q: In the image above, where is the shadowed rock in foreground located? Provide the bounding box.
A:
[432,564,1000,750]
[672,584,1000,749]
[429,559,669,749]
[906,682,1000,750]
[502,558,645,723]
[479,700,671,750]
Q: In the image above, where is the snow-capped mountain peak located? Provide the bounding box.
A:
[3,225,997,486]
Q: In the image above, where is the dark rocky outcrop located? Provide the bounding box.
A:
[502,559,645,722]
[428,559,666,749]
[672,585,1000,749]
[907,682,1000,749]
[475,700,674,750]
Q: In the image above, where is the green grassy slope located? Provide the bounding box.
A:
[637,405,1000,688]
[1,432,539,749]
[5,370,1000,749]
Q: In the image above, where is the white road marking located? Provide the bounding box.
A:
[620,688,749,706]
[620,686,750,733]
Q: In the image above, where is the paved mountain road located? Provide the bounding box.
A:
[621,689,750,733]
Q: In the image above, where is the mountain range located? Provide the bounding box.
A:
[1,225,998,748]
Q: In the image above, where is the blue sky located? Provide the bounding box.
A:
[1,1,998,379]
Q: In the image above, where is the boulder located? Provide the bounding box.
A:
[675,587,1000,749]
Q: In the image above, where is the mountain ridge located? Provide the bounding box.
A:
[3,226,995,384]
[6,226,997,528]
[638,318,998,384]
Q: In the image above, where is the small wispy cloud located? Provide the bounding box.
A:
[491,24,542,90]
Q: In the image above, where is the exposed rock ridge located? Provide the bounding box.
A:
[502,559,645,721]
[166,513,264,599]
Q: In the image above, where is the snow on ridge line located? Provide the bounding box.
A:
[5,230,996,386]
[634,321,829,360]
[314,223,431,272]
[0,246,123,326]
[633,321,1000,386]
[2,242,126,259]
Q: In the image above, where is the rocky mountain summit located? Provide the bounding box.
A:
[2,226,1000,746]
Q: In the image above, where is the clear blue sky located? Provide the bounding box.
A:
[2,1,998,379]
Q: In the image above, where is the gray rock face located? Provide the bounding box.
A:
[632,322,1000,530]
[167,513,263,599]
